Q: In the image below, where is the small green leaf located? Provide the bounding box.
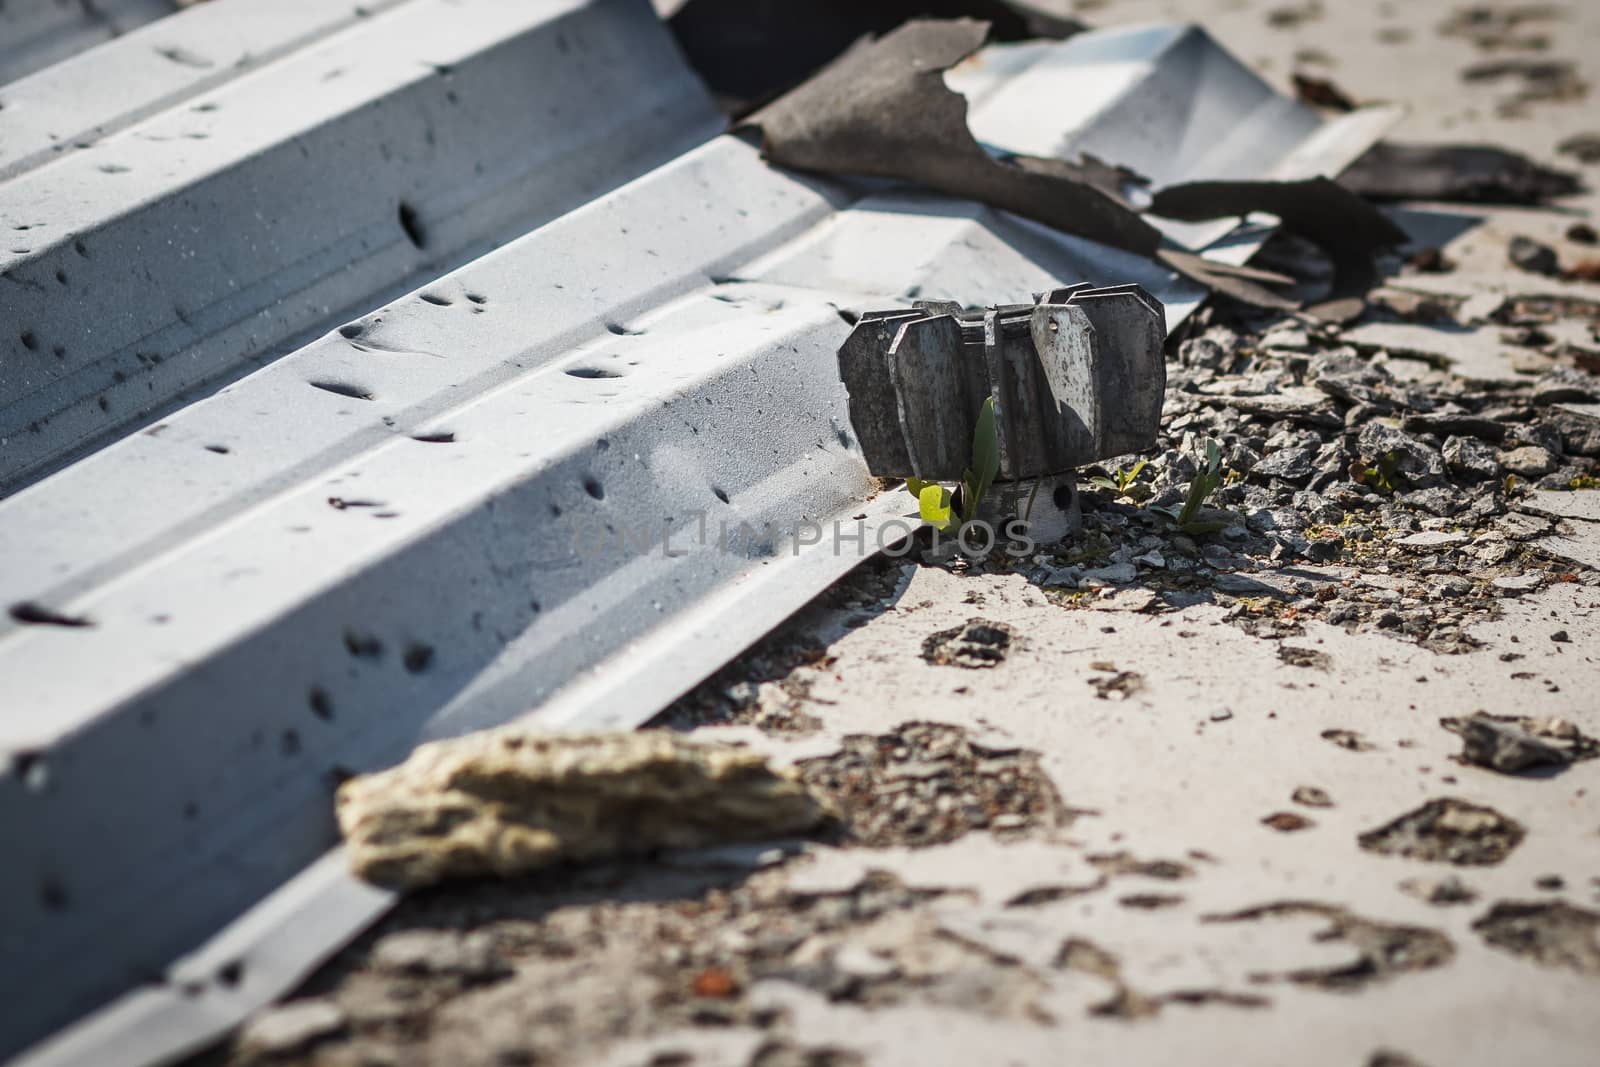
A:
[956,396,1000,525]
[1088,476,1119,492]
[971,396,1000,491]
[905,477,932,498]
[918,483,953,529]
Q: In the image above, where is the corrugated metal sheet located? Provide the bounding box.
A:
[0,0,720,493]
[0,0,177,86]
[0,13,1393,1065]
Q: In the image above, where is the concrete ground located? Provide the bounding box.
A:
[201,2,1600,1066]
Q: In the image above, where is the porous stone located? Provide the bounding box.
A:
[337,730,829,889]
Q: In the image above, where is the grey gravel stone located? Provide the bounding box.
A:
[1492,573,1543,595]
[1497,446,1558,478]
[1442,713,1571,774]
[1357,422,1447,488]
[1443,436,1502,481]
[1508,234,1560,275]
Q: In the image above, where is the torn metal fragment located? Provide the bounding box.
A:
[747,19,1403,310]
[337,729,828,890]
[1150,177,1407,319]
[748,20,1160,254]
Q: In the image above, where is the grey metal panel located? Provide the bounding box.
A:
[0,0,721,494]
[0,22,1393,1064]
[0,0,176,87]
[0,137,855,1057]
[0,0,417,183]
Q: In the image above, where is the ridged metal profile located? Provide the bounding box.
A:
[0,20,1394,1066]
[0,0,414,183]
[0,0,720,494]
[0,0,175,85]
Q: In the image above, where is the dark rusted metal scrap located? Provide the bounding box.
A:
[746,19,1408,317]
[839,285,1166,482]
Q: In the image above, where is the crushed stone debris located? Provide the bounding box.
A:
[1204,901,1454,990]
[1398,875,1480,907]
[1358,797,1526,866]
[920,618,1016,668]
[796,722,1069,848]
[337,730,829,889]
[1322,728,1378,752]
[1472,900,1600,975]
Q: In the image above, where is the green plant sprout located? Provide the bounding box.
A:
[1352,451,1403,496]
[1149,438,1230,534]
[1089,457,1148,496]
[905,396,1001,531]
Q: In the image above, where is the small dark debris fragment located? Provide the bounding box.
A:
[1367,1052,1432,1067]
[1089,852,1193,881]
[1358,798,1525,866]
[1556,132,1600,164]
[1292,786,1333,808]
[1118,893,1185,910]
[1472,900,1600,975]
[1278,645,1331,669]
[748,1041,864,1067]
[1341,142,1579,204]
[1005,884,1093,908]
[1205,901,1454,990]
[1398,875,1478,906]
[1406,246,1454,273]
[1089,670,1144,701]
[9,601,93,628]
[1263,811,1314,832]
[1509,235,1561,276]
[1321,728,1376,752]
[1569,222,1599,245]
[1292,72,1356,111]
[921,618,1014,668]
[1440,712,1580,774]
